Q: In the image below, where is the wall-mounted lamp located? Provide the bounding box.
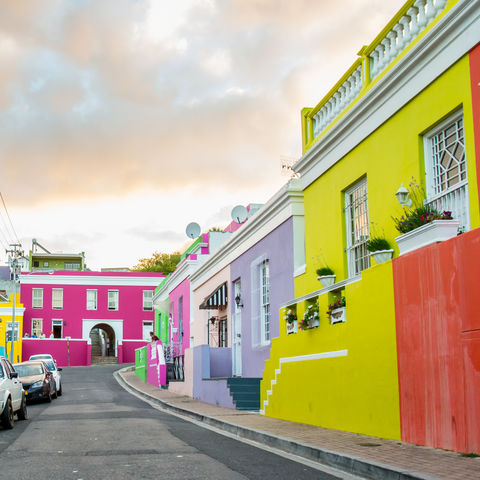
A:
[235,294,243,308]
[209,316,217,325]
[395,183,412,208]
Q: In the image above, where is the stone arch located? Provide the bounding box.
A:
[89,323,116,358]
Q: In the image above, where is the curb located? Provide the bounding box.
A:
[114,368,438,480]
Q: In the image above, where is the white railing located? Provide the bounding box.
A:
[426,181,470,232]
[369,0,448,80]
[312,65,363,138]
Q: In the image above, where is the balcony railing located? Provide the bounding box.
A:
[302,0,449,152]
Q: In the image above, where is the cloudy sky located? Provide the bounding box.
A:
[0,0,401,270]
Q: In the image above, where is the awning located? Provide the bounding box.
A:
[199,282,228,310]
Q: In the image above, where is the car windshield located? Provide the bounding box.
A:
[15,364,43,377]
[31,355,50,360]
[44,361,56,371]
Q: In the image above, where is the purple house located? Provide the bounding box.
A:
[188,179,305,409]
[20,271,165,366]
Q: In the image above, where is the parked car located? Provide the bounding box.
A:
[0,356,28,429]
[29,354,55,365]
[41,359,62,396]
[13,361,57,403]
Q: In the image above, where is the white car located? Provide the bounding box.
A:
[29,355,62,396]
[0,356,28,429]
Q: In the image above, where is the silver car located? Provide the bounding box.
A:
[29,354,62,395]
[0,356,28,429]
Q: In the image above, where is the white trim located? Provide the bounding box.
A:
[82,319,124,343]
[23,337,87,342]
[293,264,306,277]
[0,307,26,315]
[153,258,199,303]
[295,0,480,188]
[190,179,304,289]
[260,349,348,414]
[20,274,164,287]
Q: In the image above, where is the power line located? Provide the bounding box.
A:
[0,192,21,245]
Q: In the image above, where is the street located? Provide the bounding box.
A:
[0,366,358,480]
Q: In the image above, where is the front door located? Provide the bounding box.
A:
[232,280,242,376]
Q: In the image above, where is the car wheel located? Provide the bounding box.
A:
[57,383,62,396]
[17,394,28,421]
[1,397,14,429]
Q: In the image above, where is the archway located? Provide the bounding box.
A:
[89,323,116,364]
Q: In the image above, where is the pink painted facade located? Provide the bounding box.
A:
[22,338,91,367]
[146,342,167,388]
[20,271,164,365]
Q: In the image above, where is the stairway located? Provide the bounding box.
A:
[89,329,118,365]
[91,356,118,365]
[226,377,261,411]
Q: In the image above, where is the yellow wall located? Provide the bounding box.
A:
[0,293,24,363]
[261,54,478,439]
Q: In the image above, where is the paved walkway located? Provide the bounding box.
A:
[116,368,480,480]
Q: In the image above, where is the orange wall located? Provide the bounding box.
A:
[393,228,480,453]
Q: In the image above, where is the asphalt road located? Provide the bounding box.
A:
[0,365,358,480]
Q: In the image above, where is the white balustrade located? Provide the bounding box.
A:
[369,0,447,81]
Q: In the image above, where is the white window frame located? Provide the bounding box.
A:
[32,288,43,309]
[143,290,153,311]
[424,111,470,231]
[143,321,153,341]
[86,289,97,310]
[52,288,63,309]
[65,262,81,270]
[32,318,43,337]
[259,259,271,345]
[6,321,20,341]
[108,290,119,311]
[345,178,370,277]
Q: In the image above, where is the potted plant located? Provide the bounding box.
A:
[283,308,298,334]
[366,237,394,263]
[327,296,346,325]
[300,301,320,330]
[316,267,336,287]
[392,181,459,255]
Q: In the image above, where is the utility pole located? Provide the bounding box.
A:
[6,243,22,363]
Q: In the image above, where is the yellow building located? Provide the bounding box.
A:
[261,0,480,440]
[0,293,24,363]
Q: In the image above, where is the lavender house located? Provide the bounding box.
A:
[188,179,305,409]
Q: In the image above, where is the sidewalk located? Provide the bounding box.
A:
[116,368,479,480]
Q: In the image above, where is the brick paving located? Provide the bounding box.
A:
[119,370,480,480]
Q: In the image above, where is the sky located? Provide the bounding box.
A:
[0,0,402,270]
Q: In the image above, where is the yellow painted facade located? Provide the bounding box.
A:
[0,293,24,363]
[261,38,478,437]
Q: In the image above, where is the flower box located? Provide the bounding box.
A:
[330,307,346,325]
[370,249,394,264]
[317,275,336,288]
[286,320,298,334]
[304,318,319,329]
[395,220,459,256]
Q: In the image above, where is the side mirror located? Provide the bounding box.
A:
[10,371,18,379]
[57,368,63,371]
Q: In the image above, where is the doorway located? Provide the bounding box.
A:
[232,280,242,376]
[89,323,116,363]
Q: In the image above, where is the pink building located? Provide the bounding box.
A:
[20,271,164,366]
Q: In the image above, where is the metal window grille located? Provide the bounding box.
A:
[345,179,370,277]
[426,115,470,231]
[218,319,228,348]
[32,288,43,308]
[260,260,270,343]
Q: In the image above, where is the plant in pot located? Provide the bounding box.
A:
[283,308,298,334]
[300,301,320,330]
[316,267,335,288]
[327,296,346,324]
[366,237,394,264]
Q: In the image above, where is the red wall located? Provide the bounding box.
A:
[393,228,480,453]
[470,42,480,196]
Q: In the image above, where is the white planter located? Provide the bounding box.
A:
[395,220,459,256]
[303,317,319,329]
[317,275,336,288]
[370,249,394,264]
[286,320,298,335]
[330,307,346,325]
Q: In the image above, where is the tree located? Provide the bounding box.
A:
[132,251,181,274]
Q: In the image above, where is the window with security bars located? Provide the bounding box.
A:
[424,113,469,231]
[52,289,63,309]
[32,288,43,308]
[345,179,370,277]
[260,260,270,344]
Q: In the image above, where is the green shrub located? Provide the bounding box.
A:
[316,267,334,276]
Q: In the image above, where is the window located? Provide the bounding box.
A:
[43,262,49,267]
[143,321,153,340]
[86,290,97,310]
[260,260,270,344]
[424,112,469,231]
[108,290,119,310]
[65,262,81,270]
[52,289,63,309]
[218,318,228,347]
[345,178,370,277]
[143,290,153,311]
[32,288,43,308]
[32,319,43,337]
[6,322,19,341]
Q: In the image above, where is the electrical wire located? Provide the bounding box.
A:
[0,192,21,246]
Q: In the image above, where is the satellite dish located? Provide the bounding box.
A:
[231,205,248,224]
[186,222,201,239]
